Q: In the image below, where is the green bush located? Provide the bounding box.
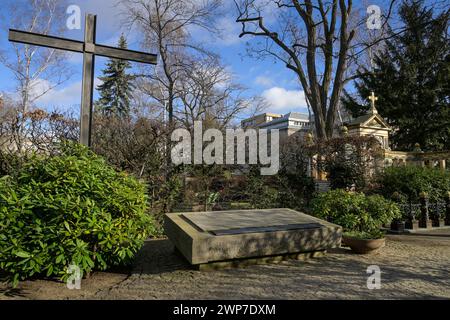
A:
[0,142,155,286]
[311,189,401,237]
[376,166,450,202]
[246,173,279,209]
[315,135,382,191]
[343,230,385,240]
[326,159,365,191]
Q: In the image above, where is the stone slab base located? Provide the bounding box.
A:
[196,250,327,271]
[165,209,342,265]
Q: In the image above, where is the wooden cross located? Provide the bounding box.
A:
[9,14,157,146]
[368,91,378,114]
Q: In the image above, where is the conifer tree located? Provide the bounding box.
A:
[96,35,135,117]
[342,0,449,151]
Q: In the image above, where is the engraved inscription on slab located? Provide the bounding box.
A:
[182,209,323,235]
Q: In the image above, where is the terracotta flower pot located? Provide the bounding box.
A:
[343,236,386,254]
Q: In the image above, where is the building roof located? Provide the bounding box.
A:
[259,112,310,129]
[284,112,310,121]
[345,113,391,130]
[241,112,282,123]
[347,114,373,126]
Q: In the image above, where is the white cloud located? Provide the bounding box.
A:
[216,17,243,46]
[72,0,124,32]
[34,80,81,109]
[255,76,274,87]
[262,87,307,112]
[189,14,243,47]
[33,78,102,110]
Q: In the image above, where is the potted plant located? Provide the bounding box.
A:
[390,219,406,232]
[311,189,401,254]
[341,230,387,254]
[389,192,406,232]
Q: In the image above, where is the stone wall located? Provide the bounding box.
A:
[384,149,449,171]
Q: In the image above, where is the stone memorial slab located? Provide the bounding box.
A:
[165,209,342,267]
[182,210,322,235]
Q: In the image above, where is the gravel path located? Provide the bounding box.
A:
[1,232,449,300]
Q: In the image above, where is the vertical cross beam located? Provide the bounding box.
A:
[9,13,157,147]
[80,14,96,147]
[368,91,378,114]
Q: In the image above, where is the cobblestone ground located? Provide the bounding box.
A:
[1,232,449,300]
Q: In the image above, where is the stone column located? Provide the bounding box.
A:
[419,192,433,229]
[439,159,446,171]
[418,159,425,167]
[306,157,312,178]
[413,143,424,167]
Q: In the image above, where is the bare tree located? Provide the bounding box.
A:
[92,113,167,179]
[175,56,248,131]
[0,0,73,152]
[120,0,221,128]
[235,0,397,139]
[0,0,72,114]
[0,97,78,155]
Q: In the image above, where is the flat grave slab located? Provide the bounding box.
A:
[165,209,342,266]
[182,210,322,235]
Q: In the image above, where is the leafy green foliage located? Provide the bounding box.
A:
[239,163,315,210]
[343,230,386,240]
[312,135,383,192]
[0,142,155,286]
[311,189,401,237]
[0,152,25,178]
[376,166,450,203]
[326,159,364,191]
[245,170,280,209]
[275,172,316,209]
[342,1,450,151]
[148,167,184,234]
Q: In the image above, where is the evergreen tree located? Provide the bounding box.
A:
[96,35,135,117]
[342,0,449,151]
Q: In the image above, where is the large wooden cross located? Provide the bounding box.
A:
[9,14,157,146]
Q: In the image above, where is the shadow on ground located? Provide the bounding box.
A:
[131,239,193,275]
[103,236,449,300]
[0,286,28,299]
[1,235,449,300]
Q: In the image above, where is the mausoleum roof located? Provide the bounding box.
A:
[346,113,391,130]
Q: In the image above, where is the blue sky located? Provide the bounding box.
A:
[2,0,443,120]
[0,0,307,119]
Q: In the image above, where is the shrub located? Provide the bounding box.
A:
[376,166,450,203]
[0,142,155,286]
[326,159,365,191]
[278,136,317,207]
[245,168,280,209]
[311,189,401,237]
[0,151,25,177]
[343,230,385,240]
[314,136,383,191]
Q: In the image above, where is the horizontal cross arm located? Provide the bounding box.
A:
[94,44,157,65]
[9,29,84,53]
[9,29,157,65]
